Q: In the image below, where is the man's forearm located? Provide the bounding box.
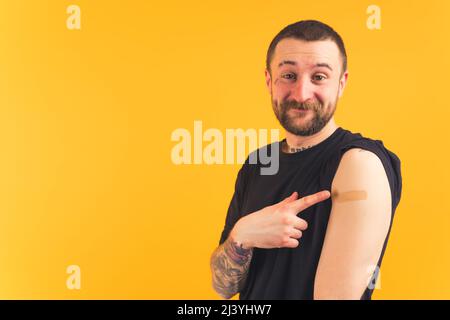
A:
[210,236,254,299]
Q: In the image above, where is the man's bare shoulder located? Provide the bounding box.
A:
[331,147,391,203]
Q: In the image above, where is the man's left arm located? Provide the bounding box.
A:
[314,148,392,299]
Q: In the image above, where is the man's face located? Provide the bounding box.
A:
[266,38,348,136]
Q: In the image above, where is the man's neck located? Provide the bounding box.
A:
[283,117,338,153]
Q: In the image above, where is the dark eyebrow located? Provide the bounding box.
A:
[277,60,333,72]
[315,62,333,72]
[278,60,297,68]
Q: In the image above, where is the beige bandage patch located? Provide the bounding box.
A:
[331,190,368,203]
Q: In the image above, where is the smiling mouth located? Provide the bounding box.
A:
[291,108,310,112]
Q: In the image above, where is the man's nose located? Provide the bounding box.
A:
[290,77,315,103]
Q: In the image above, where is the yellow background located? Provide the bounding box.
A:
[0,0,448,299]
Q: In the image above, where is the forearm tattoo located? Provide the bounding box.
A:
[210,238,254,299]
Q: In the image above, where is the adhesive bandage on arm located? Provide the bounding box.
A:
[331,190,368,203]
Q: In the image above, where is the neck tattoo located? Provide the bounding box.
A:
[283,140,313,153]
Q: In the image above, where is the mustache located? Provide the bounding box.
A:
[280,100,321,111]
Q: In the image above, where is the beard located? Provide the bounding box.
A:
[271,94,337,136]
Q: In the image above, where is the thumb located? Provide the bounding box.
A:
[274,191,299,209]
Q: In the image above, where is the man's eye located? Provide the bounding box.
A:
[313,75,326,81]
[281,73,296,80]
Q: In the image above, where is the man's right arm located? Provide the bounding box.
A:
[210,190,330,299]
[210,232,253,299]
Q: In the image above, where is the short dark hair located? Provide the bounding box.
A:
[266,20,347,76]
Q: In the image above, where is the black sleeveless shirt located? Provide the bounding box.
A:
[218,127,402,300]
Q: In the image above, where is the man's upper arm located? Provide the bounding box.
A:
[314,148,392,299]
[219,164,247,245]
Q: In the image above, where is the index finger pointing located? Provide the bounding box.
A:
[287,190,331,214]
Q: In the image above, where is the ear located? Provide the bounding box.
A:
[265,69,272,94]
[338,70,349,98]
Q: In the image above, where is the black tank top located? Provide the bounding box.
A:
[218,127,402,300]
